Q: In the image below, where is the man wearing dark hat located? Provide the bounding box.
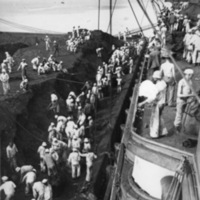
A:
[147,46,161,78]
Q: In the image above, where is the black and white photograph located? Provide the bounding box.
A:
[0,0,200,199]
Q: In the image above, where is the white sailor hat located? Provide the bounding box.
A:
[88,116,92,120]
[1,176,8,182]
[50,122,55,126]
[2,69,6,73]
[184,69,194,75]
[160,22,165,27]
[67,116,72,120]
[32,168,37,173]
[15,167,21,172]
[55,115,58,119]
[152,70,162,79]
[73,134,78,139]
[78,106,82,110]
[84,138,89,143]
[53,137,58,142]
[42,142,47,147]
[69,91,76,96]
[45,149,50,153]
[42,179,48,184]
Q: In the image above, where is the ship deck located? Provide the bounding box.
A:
[139,58,200,155]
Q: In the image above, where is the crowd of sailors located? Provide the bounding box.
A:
[0,26,92,96]
[0,25,147,200]
[138,6,200,139]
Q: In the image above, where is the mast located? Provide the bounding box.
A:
[110,0,112,35]
[98,0,100,30]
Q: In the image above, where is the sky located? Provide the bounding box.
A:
[0,0,158,35]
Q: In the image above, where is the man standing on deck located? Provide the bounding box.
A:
[190,28,200,66]
[174,69,194,133]
[169,11,176,33]
[138,71,168,138]
[160,55,176,106]
[147,46,161,78]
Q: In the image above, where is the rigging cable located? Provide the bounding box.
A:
[140,0,150,26]
[127,0,145,37]
[106,0,118,33]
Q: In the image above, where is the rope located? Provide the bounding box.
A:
[106,0,118,33]
[127,0,145,38]
[140,0,150,26]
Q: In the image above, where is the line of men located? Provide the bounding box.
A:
[0,52,66,95]
[66,26,91,53]
[158,5,200,66]
[0,52,15,95]
[138,6,197,138]
[182,15,200,66]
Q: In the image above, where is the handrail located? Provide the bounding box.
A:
[109,43,147,200]
[114,23,157,37]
